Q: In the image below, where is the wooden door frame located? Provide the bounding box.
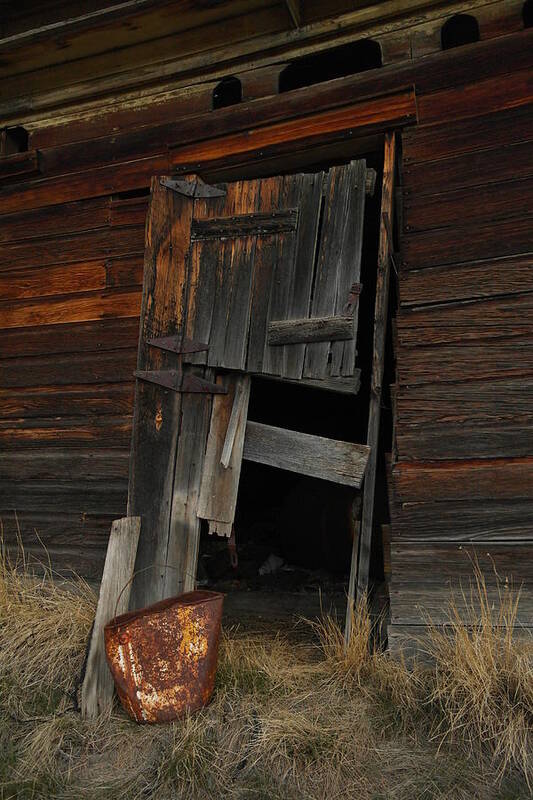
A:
[167,85,416,177]
[129,85,414,611]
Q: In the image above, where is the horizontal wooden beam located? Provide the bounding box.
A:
[243,421,370,487]
[268,315,354,345]
[171,88,416,170]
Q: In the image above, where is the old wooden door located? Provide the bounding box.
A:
[129,164,369,609]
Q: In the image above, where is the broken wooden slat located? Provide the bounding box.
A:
[197,373,251,536]
[268,315,353,346]
[191,209,298,240]
[81,515,141,719]
[356,131,396,600]
[221,375,251,468]
[243,421,370,487]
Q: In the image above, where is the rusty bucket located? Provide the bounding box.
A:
[104,590,224,723]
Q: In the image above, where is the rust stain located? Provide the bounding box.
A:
[155,404,163,431]
[105,590,223,724]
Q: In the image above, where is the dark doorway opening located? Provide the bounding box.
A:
[197,145,394,630]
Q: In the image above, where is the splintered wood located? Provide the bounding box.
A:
[197,374,251,537]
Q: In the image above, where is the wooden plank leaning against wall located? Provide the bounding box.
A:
[0,24,531,584]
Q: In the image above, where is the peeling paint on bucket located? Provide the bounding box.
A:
[104,590,224,723]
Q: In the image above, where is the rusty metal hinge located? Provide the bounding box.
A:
[134,370,227,394]
[160,177,226,198]
[146,335,208,355]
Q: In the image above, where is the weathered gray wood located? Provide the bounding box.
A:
[282,172,324,379]
[304,160,366,379]
[81,516,141,719]
[164,368,214,594]
[243,421,370,487]
[197,373,251,536]
[268,315,354,346]
[221,375,251,468]
[357,132,396,600]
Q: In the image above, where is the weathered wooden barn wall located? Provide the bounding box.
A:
[0,1,531,637]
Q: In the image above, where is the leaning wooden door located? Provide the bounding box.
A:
[129,164,367,609]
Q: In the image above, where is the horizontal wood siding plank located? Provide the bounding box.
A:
[0,197,109,243]
[403,139,533,197]
[404,176,533,233]
[392,458,533,503]
[401,214,533,270]
[399,255,533,307]
[0,481,127,515]
[389,544,533,625]
[0,225,145,271]
[0,288,141,329]
[395,378,533,426]
[390,500,533,541]
[0,384,134,418]
[402,104,533,165]
[0,317,139,359]
[397,341,533,385]
[417,67,533,126]
[0,349,137,388]
[0,415,132,449]
[396,419,533,460]
[0,449,130,482]
[396,294,533,346]
[0,260,107,300]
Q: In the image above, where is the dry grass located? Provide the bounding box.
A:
[0,542,532,799]
[424,565,533,787]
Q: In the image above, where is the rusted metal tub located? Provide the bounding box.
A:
[104,590,224,723]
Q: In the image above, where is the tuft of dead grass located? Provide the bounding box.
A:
[424,564,533,787]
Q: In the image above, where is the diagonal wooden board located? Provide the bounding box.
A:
[81,515,141,719]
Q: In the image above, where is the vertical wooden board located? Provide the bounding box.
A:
[203,180,260,369]
[246,176,286,374]
[222,234,257,370]
[282,172,323,379]
[185,189,228,366]
[303,166,344,377]
[261,175,300,377]
[81,516,141,719]
[332,160,366,377]
[197,373,251,529]
[128,176,192,610]
[357,134,396,600]
[164,368,214,597]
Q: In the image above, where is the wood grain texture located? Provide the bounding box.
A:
[243,421,370,487]
[357,132,395,597]
[399,254,533,307]
[268,315,353,345]
[128,176,191,610]
[197,373,250,534]
[392,458,533,503]
[389,543,533,625]
[81,516,141,719]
